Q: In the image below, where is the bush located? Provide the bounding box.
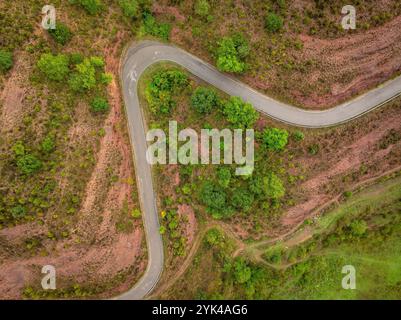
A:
[191,87,218,114]
[293,130,304,141]
[195,0,210,18]
[17,154,42,175]
[262,127,289,151]
[142,11,171,40]
[119,0,139,18]
[199,181,231,219]
[11,205,27,219]
[216,34,249,73]
[41,135,55,153]
[37,53,70,82]
[223,96,258,129]
[231,188,254,212]
[69,58,97,92]
[264,173,285,199]
[48,23,72,45]
[0,49,13,72]
[265,13,283,33]
[145,69,188,114]
[217,167,231,188]
[90,97,109,113]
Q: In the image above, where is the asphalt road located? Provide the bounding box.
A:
[116,40,401,299]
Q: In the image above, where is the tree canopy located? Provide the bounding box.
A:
[262,127,289,151]
[145,69,188,114]
[216,34,249,73]
[223,96,258,129]
[191,87,218,114]
[37,53,70,82]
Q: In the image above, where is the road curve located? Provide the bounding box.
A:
[116,40,401,299]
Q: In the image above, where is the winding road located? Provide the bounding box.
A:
[116,40,401,299]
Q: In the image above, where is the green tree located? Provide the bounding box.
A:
[199,181,230,219]
[69,58,96,92]
[262,127,289,151]
[195,0,210,18]
[48,23,72,45]
[119,0,139,18]
[265,13,283,33]
[37,53,70,82]
[264,173,285,199]
[90,97,109,113]
[191,87,218,114]
[142,11,171,40]
[217,167,231,188]
[293,130,304,142]
[223,96,258,129]
[216,35,249,73]
[231,188,254,212]
[145,69,188,114]
[0,49,13,72]
[233,258,252,284]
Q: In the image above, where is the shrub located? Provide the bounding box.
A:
[142,11,171,40]
[145,69,188,114]
[195,0,210,18]
[48,23,72,45]
[349,220,368,237]
[37,53,70,82]
[233,258,252,284]
[217,167,231,188]
[223,96,258,129]
[308,144,319,155]
[293,130,304,141]
[262,127,289,151]
[90,97,109,113]
[216,34,249,73]
[41,135,55,153]
[199,181,231,219]
[191,87,218,114]
[119,0,139,18]
[264,173,285,199]
[0,49,13,72]
[69,58,96,92]
[265,13,283,33]
[17,154,42,175]
[11,205,27,219]
[231,188,254,212]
